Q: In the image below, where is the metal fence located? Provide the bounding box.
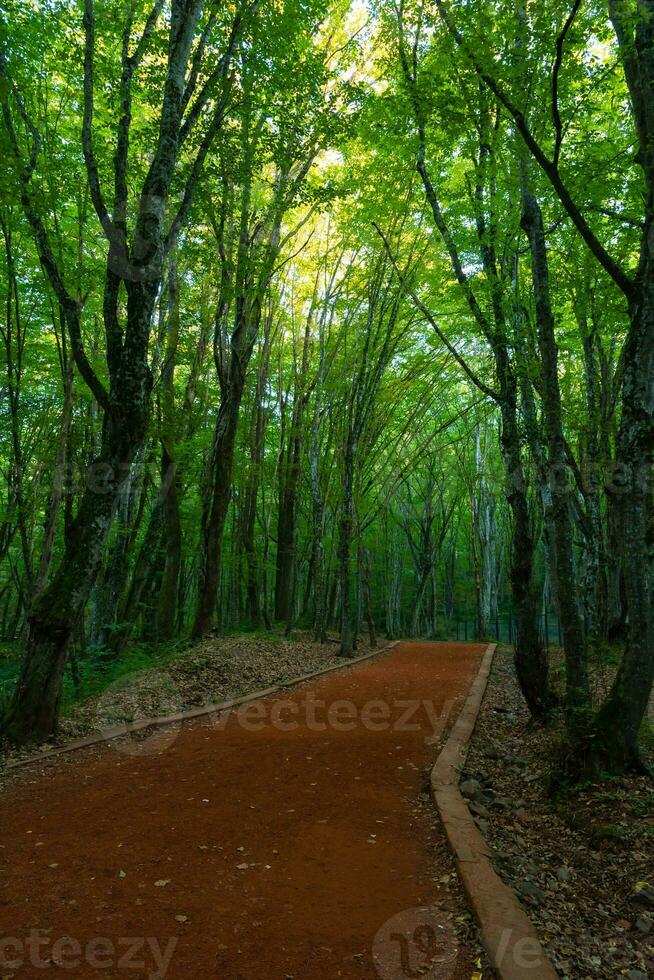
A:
[452,611,562,646]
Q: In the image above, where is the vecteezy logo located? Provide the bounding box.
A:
[94,671,183,757]
[372,907,457,980]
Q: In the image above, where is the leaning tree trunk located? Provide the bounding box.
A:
[23,357,74,638]
[2,398,150,742]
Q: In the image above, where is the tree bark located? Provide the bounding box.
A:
[2,403,150,741]
[193,297,261,636]
[156,252,183,640]
[589,286,654,772]
[338,431,356,657]
[274,312,311,623]
[521,190,589,720]
[0,0,219,742]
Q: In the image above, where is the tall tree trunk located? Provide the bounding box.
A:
[360,545,377,647]
[384,520,403,640]
[410,568,430,637]
[156,445,182,640]
[90,450,145,651]
[577,310,606,638]
[589,283,654,771]
[24,356,74,630]
[156,253,182,641]
[274,488,296,622]
[107,483,164,655]
[194,389,246,636]
[309,340,328,642]
[274,313,311,622]
[401,55,554,719]
[496,349,554,723]
[2,397,151,742]
[338,432,355,657]
[521,190,589,720]
[242,474,262,626]
[471,426,496,640]
[518,363,559,621]
[242,329,271,627]
[193,297,261,637]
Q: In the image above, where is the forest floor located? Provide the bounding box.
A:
[1,631,372,767]
[0,640,491,979]
[465,645,654,980]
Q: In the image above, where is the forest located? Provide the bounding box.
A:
[0,0,652,779]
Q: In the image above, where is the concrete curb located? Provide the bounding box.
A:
[430,643,559,980]
[4,639,401,772]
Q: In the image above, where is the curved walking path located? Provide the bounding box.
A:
[0,641,487,979]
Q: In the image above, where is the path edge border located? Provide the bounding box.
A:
[4,639,402,772]
[430,643,559,980]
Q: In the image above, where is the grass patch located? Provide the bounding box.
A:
[586,639,623,669]
[58,638,189,714]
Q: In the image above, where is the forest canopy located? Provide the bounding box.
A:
[0,0,652,776]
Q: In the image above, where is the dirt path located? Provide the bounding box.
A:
[0,642,486,980]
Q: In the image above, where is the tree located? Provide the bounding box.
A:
[0,0,249,742]
[436,0,653,772]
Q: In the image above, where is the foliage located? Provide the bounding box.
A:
[0,0,651,771]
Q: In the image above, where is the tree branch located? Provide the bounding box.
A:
[394,4,497,341]
[130,0,166,69]
[165,76,235,250]
[179,2,254,146]
[372,222,501,403]
[181,10,218,114]
[114,0,166,228]
[0,57,110,409]
[82,0,115,240]
[434,0,635,301]
[552,0,582,168]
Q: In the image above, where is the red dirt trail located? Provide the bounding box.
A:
[0,642,485,979]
